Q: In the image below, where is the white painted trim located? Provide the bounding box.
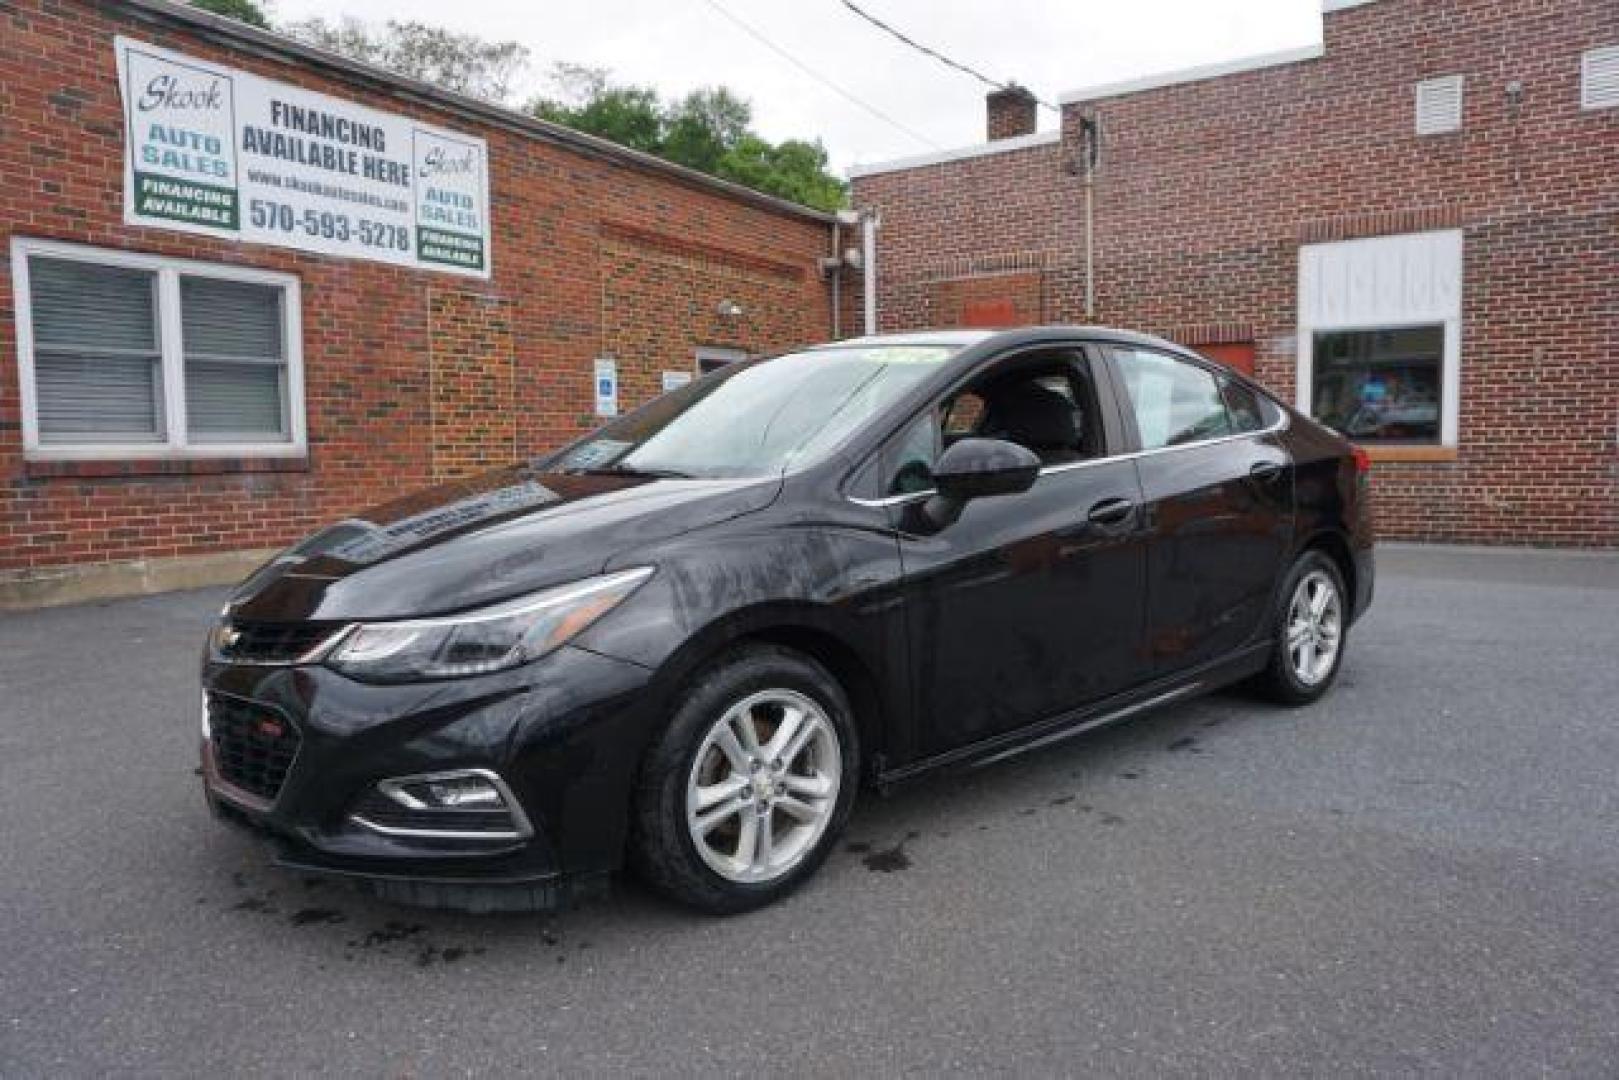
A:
[848,130,1059,179]
[1057,43,1324,105]
[1321,0,1378,12]
[10,237,307,461]
[1296,230,1464,449]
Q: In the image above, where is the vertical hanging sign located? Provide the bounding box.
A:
[115,36,491,278]
[593,359,619,418]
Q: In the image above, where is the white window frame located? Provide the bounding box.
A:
[11,237,305,461]
[1296,230,1463,448]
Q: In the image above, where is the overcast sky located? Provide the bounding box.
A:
[266,0,1325,173]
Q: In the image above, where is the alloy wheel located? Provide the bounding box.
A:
[684,689,842,884]
[1286,569,1343,686]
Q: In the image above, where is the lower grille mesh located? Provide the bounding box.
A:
[209,694,300,802]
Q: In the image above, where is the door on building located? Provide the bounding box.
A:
[1191,341,1256,376]
[934,271,1044,329]
[961,297,1019,328]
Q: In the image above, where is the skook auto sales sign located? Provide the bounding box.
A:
[115,37,492,278]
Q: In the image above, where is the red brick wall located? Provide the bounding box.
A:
[933,270,1045,328]
[429,290,516,481]
[986,87,1039,141]
[0,0,838,575]
[599,222,823,407]
[854,0,1618,547]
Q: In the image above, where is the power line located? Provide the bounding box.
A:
[695,0,942,150]
[838,0,1060,113]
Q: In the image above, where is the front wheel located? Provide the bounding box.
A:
[631,645,858,914]
[1256,551,1349,705]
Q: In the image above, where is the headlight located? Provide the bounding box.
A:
[325,567,653,682]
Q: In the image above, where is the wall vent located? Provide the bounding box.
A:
[1583,46,1619,110]
[1415,75,1464,135]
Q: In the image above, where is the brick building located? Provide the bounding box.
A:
[1,0,852,606]
[851,0,1617,547]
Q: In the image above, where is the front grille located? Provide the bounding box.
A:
[216,621,344,666]
[208,694,300,802]
[349,788,519,835]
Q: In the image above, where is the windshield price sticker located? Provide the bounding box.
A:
[862,346,955,365]
[115,37,491,278]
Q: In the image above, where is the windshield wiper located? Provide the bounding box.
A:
[570,465,694,479]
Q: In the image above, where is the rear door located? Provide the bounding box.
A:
[1104,345,1293,676]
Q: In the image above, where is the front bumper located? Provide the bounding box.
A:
[200,643,655,910]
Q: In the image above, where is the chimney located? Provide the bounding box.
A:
[986,84,1038,141]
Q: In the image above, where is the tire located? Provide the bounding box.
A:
[1255,549,1350,705]
[630,644,859,915]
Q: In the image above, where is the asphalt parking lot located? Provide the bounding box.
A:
[2,544,1617,1076]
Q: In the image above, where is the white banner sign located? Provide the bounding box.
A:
[115,37,491,278]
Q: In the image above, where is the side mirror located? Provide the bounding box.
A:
[932,437,1041,501]
[906,438,1040,533]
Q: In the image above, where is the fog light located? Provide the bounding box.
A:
[350,768,533,840]
[386,773,506,811]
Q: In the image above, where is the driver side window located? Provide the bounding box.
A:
[879,351,1100,495]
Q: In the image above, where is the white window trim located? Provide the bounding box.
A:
[11,237,306,461]
[1296,317,1460,447]
[1296,231,1463,449]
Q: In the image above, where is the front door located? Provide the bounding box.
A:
[1105,345,1292,675]
[882,347,1150,758]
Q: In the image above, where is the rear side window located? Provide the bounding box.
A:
[1220,378,1265,433]
[1111,347,1231,449]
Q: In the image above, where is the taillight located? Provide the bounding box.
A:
[1350,445,1371,475]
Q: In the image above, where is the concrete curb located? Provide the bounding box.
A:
[0,549,276,612]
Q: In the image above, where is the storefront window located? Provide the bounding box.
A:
[1310,326,1444,444]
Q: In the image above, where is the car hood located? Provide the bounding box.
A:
[226,466,782,622]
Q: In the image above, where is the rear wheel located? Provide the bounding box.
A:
[631,645,858,914]
[1257,550,1348,705]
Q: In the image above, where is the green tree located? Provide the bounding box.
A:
[662,88,751,174]
[282,17,529,102]
[529,69,845,211]
[717,136,845,212]
[533,87,665,155]
[190,0,270,29]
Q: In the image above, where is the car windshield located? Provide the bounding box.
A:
[548,344,958,479]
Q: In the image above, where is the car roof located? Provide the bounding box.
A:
[820,329,998,349]
[820,325,1187,353]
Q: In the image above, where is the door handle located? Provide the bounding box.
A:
[1249,461,1284,483]
[1087,497,1135,526]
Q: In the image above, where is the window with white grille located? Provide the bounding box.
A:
[11,239,304,458]
[1583,46,1619,110]
[1415,75,1464,135]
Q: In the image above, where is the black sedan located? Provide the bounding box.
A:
[201,327,1374,914]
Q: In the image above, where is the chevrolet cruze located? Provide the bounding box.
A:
[201,327,1374,914]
